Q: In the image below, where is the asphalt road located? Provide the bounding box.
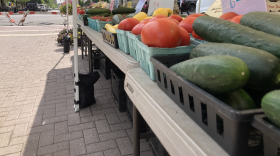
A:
[0,14,73,26]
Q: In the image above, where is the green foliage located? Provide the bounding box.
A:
[79,0,84,7]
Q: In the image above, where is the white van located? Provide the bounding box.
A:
[195,0,216,13]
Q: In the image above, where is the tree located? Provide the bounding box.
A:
[19,0,28,8]
[28,0,42,4]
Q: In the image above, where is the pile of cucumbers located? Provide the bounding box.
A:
[83,7,136,21]
[170,12,280,128]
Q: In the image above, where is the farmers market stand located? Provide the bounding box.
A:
[78,19,229,156]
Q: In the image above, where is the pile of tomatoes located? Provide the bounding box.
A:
[116,12,243,48]
[117,14,208,48]
[91,16,113,21]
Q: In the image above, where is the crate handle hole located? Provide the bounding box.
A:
[163,73,167,89]
[201,102,208,126]
[188,94,194,112]
[179,87,184,105]
[216,114,224,136]
[170,80,175,95]
[157,70,161,82]
[277,148,280,156]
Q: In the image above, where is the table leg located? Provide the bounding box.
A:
[88,38,92,72]
[81,34,84,59]
[133,105,140,156]
[85,36,88,56]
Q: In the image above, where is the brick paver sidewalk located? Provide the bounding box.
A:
[0,26,153,156]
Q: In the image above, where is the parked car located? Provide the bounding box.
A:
[26,1,40,11]
[39,4,47,11]
[177,0,197,12]
[47,6,52,11]
[196,0,216,13]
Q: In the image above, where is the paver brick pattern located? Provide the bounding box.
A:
[0,26,154,156]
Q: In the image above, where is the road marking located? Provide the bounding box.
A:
[0,33,58,36]
[0,25,73,28]
[0,29,62,32]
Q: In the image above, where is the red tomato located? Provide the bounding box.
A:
[192,31,205,40]
[169,15,183,22]
[219,12,239,20]
[168,18,179,25]
[118,18,140,31]
[149,15,167,21]
[141,18,182,48]
[179,27,190,46]
[140,19,150,23]
[187,14,205,18]
[132,20,149,35]
[178,17,196,33]
[231,15,243,24]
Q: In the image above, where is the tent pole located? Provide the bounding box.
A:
[73,0,79,112]
[67,0,69,32]
[198,0,201,13]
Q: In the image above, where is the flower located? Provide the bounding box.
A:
[143,4,148,9]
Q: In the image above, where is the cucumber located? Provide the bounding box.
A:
[112,8,136,15]
[190,43,280,91]
[94,13,111,17]
[170,55,250,94]
[240,12,280,37]
[112,14,125,24]
[86,8,111,15]
[126,13,137,18]
[192,16,280,58]
[215,89,256,110]
[261,90,280,128]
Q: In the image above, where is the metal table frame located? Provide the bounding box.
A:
[78,19,229,156]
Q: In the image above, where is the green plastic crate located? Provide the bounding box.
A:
[87,17,93,29]
[136,38,201,81]
[96,20,113,33]
[116,29,130,54]
[92,20,98,31]
[127,32,141,61]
